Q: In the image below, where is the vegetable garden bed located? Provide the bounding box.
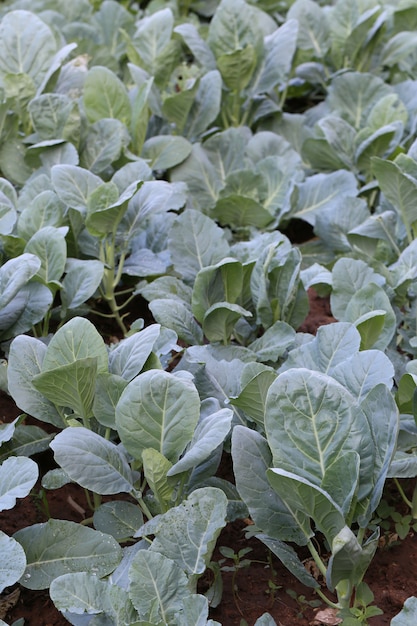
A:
[2,0,417,624]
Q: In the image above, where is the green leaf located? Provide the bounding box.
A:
[146,487,228,575]
[15,520,122,590]
[40,317,108,373]
[33,358,98,420]
[162,80,199,133]
[7,335,64,427]
[372,157,417,239]
[292,170,358,226]
[0,456,38,511]
[231,426,308,545]
[168,406,232,476]
[257,535,319,588]
[93,502,143,540]
[61,259,104,313]
[343,283,396,351]
[248,321,295,362]
[288,0,330,57]
[169,210,230,282]
[327,527,379,592]
[17,190,65,241]
[83,66,131,124]
[93,373,128,430]
[108,324,161,382]
[192,259,244,324]
[130,8,174,77]
[203,302,252,343]
[0,10,57,88]
[129,550,189,623]
[231,368,277,426]
[149,298,203,346]
[142,135,192,170]
[25,226,67,285]
[183,70,222,141]
[208,0,263,60]
[354,310,386,350]
[265,369,365,488]
[50,427,134,495]
[267,468,347,545]
[328,72,392,130]
[50,571,109,615]
[80,118,130,175]
[217,45,257,91]
[51,164,102,212]
[0,531,26,593]
[330,257,385,321]
[142,448,175,512]
[116,369,200,463]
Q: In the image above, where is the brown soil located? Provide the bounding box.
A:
[1,291,416,626]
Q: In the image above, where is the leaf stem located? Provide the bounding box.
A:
[394,477,413,509]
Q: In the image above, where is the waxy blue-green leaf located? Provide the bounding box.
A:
[40,317,108,373]
[265,368,367,487]
[251,19,298,94]
[93,373,128,429]
[0,456,38,511]
[25,226,68,285]
[15,519,121,590]
[141,135,192,170]
[83,66,131,125]
[80,118,130,175]
[0,201,16,235]
[149,298,204,346]
[288,0,330,57]
[169,210,230,282]
[174,23,217,71]
[50,571,109,615]
[0,253,40,308]
[7,335,64,427]
[331,350,394,401]
[168,406,232,476]
[183,70,222,141]
[130,8,174,77]
[343,283,396,351]
[257,535,319,588]
[248,320,295,363]
[0,10,57,88]
[327,527,379,592]
[267,468,347,545]
[230,366,277,426]
[330,257,385,321]
[232,426,308,544]
[116,369,200,463]
[93,501,144,541]
[129,550,189,623]
[146,487,227,575]
[17,190,65,241]
[61,258,104,312]
[328,72,392,130]
[51,164,102,213]
[291,170,358,226]
[33,357,99,420]
[0,281,53,341]
[28,93,77,141]
[0,531,26,593]
[207,0,263,60]
[50,427,134,495]
[108,324,160,382]
[356,385,399,526]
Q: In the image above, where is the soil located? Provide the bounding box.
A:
[1,290,417,626]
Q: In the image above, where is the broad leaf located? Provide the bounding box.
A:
[0,531,26,593]
[116,369,200,463]
[15,520,121,590]
[83,66,131,124]
[50,427,134,495]
[93,502,143,541]
[0,456,38,511]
